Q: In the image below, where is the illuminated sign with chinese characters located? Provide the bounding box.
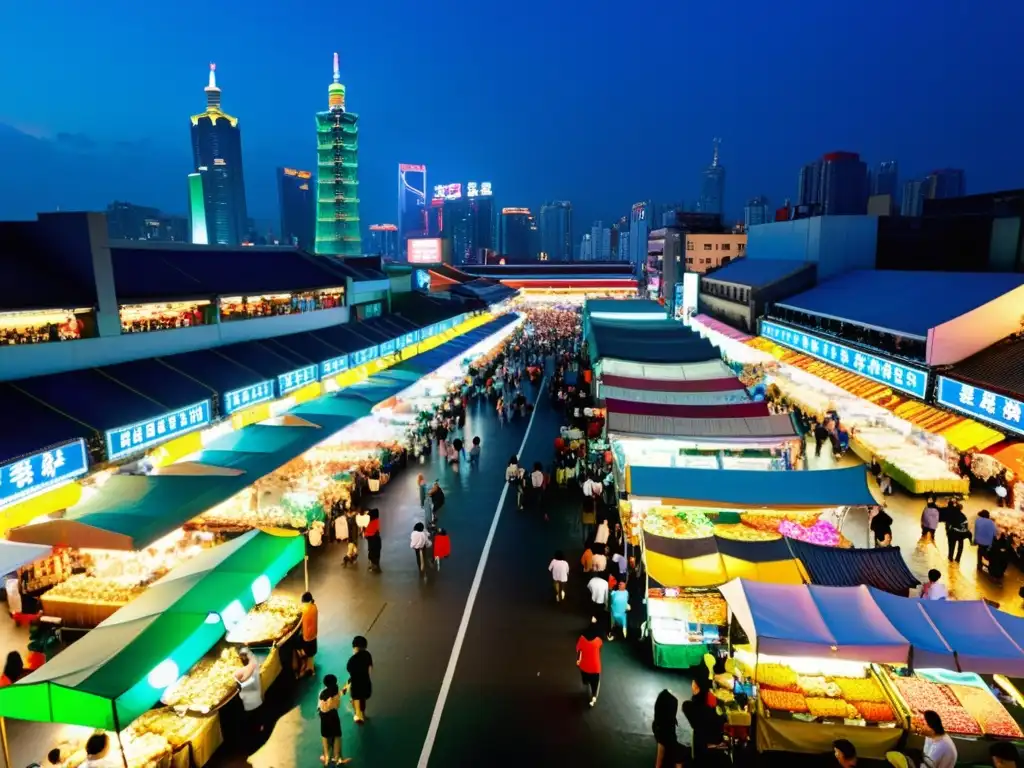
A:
[351,345,380,366]
[408,238,443,264]
[106,401,213,461]
[421,323,439,339]
[223,381,275,414]
[395,330,420,349]
[936,376,1023,436]
[0,439,89,509]
[466,182,493,198]
[321,355,350,378]
[278,365,319,396]
[760,320,929,399]
[380,339,397,356]
[432,183,462,201]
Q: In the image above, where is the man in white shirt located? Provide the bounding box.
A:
[921,569,949,601]
[587,574,610,634]
[921,709,958,768]
[410,522,431,574]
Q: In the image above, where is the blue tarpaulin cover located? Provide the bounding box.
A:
[627,465,876,508]
[703,259,812,289]
[787,539,919,595]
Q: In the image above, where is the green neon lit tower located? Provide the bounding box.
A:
[314,53,361,256]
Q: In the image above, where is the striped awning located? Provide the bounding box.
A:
[599,358,734,380]
[600,373,745,392]
[599,386,751,406]
[605,398,769,420]
[608,412,797,440]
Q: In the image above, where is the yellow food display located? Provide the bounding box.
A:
[713,524,781,542]
[227,595,302,645]
[44,574,147,605]
[127,708,205,748]
[806,697,858,719]
[834,676,887,703]
[797,675,841,698]
[162,647,243,714]
[757,663,800,692]
[740,511,821,532]
[66,732,170,768]
[680,593,728,626]
[642,508,715,540]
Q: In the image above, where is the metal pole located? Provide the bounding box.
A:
[0,716,11,768]
[111,706,129,768]
[304,554,310,592]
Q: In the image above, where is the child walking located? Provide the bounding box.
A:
[433,527,451,570]
[318,674,351,764]
[548,550,569,602]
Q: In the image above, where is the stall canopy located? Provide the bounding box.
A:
[720,579,911,662]
[599,358,734,381]
[627,465,876,509]
[0,530,304,730]
[608,410,797,441]
[644,533,806,589]
[786,539,919,595]
[0,541,52,575]
[600,373,746,393]
[918,599,1024,675]
[590,333,719,366]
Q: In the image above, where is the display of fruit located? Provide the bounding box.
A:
[853,701,897,723]
[44,574,147,605]
[194,505,306,531]
[806,697,858,719]
[950,684,1024,739]
[128,707,205,748]
[680,594,728,626]
[797,675,841,698]
[909,708,982,736]
[227,595,302,645]
[834,677,887,703]
[713,524,781,542]
[760,689,808,713]
[756,663,800,693]
[740,511,821,532]
[891,675,959,711]
[161,647,243,713]
[642,508,715,540]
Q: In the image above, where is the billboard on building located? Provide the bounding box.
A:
[408,238,444,264]
[398,163,427,245]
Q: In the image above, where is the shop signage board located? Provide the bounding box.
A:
[936,376,1023,436]
[106,400,212,461]
[0,439,89,509]
[351,345,380,367]
[380,338,397,356]
[421,323,440,340]
[320,354,350,378]
[223,381,275,414]
[278,365,319,396]
[760,320,929,399]
[395,331,419,350]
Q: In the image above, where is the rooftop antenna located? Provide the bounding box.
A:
[204,62,221,109]
[333,52,340,83]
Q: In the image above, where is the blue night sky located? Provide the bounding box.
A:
[1,0,1022,235]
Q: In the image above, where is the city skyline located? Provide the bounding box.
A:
[1,1,1022,239]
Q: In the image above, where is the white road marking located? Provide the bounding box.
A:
[417,379,546,768]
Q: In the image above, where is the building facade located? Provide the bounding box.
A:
[590,222,611,260]
[501,208,533,261]
[107,202,187,243]
[925,169,966,200]
[683,233,747,273]
[314,53,361,256]
[398,163,427,255]
[190,64,248,246]
[277,167,315,250]
[744,197,769,229]
[872,160,899,197]
[698,139,725,216]
[628,202,649,273]
[368,224,399,259]
[819,151,869,215]
[539,201,572,262]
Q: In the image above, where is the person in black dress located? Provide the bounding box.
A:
[317,674,350,765]
[343,635,373,724]
[652,689,686,768]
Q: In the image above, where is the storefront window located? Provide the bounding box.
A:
[0,308,94,345]
[219,287,345,322]
[119,301,213,333]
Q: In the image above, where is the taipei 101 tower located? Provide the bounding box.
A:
[314,53,362,256]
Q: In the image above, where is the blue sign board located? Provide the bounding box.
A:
[278,365,319,396]
[414,269,431,291]
[223,381,275,414]
[380,339,397,356]
[0,439,89,509]
[760,320,930,399]
[351,345,380,367]
[395,331,419,350]
[421,323,439,340]
[320,355,350,379]
[106,400,213,461]
[936,376,1023,436]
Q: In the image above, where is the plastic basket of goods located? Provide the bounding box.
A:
[949,684,1024,739]
[756,663,800,693]
[226,596,303,646]
[161,647,245,714]
[760,689,808,713]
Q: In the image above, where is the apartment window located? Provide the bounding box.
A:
[703,243,713,251]
[686,240,694,251]
[721,243,731,251]
[686,257,693,265]
[738,243,746,252]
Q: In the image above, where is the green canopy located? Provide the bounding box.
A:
[0,530,305,730]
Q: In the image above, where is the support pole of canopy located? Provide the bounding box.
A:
[111,705,129,768]
[1,715,10,768]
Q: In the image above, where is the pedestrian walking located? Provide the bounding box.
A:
[587,572,610,634]
[318,674,351,764]
[341,509,359,566]
[608,581,630,640]
[469,437,481,468]
[365,509,382,573]
[433,527,451,570]
[921,568,949,600]
[234,647,265,735]
[548,550,569,602]
[417,473,428,509]
[428,480,445,523]
[298,592,318,678]
[343,635,373,724]
[576,626,603,707]
[653,690,686,768]
[530,462,547,520]
[411,522,431,575]
[974,510,996,570]
[921,496,940,543]
[945,502,970,564]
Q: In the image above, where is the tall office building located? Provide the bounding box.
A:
[873,161,899,197]
[590,222,612,260]
[369,224,399,259]
[190,64,248,245]
[432,182,495,265]
[743,196,770,229]
[579,232,593,261]
[539,201,573,262]
[901,179,926,217]
[398,163,427,254]
[617,229,630,261]
[314,53,361,256]
[819,152,868,215]
[798,160,822,208]
[277,167,315,249]
[698,139,725,216]
[500,208,533,261]
[469,189,497,264]
[628,202,649,273]
[925,169,966,200]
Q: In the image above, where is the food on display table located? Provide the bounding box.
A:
[806,697,858,719]
[756,663,800,693]
[891,675,959,710]
[949,684,1024,739]
[797,675,841,698]
[740,511,821,533]
[909,709,982,736]
[680,593,728,626]
[19,549,72,592]
[227,595,302,645]
[760,689,808,713]
[853,700,897,723]
[642,508,715,540]
[67,732,170,768]
[162,647,244,713]
[834,676,887,703]
[44,574,147,605]
[192,497,307,532]
[713,524,781,542]
[128,708,206,748]
[778,519,851,548]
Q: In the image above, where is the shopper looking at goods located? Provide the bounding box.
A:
[833,738,857,768]
[921,569,948,600]
[922,710,958,768]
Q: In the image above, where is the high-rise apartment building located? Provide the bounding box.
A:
[431,182,495,264]
[873,160,899,197]
[819,152,868,215]
[617,230,630,261]
[369,224,399,259]
[539,201,572,261]
[798,160,822,208]
[901,179,927,217]
[314,53,361,256]
[743,196,769,229]
[698,139,725,216]
[398,163,427,254]
[590,222,612,260]
[190,64,248,245]
[628,202,649,273]
[277,167,314,249]
[579,232,593,261]
[500,207,533,261]
[925,169,966,200]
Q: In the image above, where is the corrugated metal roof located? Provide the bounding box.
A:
[703,258,812,288]
[947,337,1024,399]
[0,385,97,463]
[788,539,919,595]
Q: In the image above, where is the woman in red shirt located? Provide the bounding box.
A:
[575,627,603,707]
[365,509,382,573]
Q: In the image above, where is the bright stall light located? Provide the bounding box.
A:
[220,599,246,631]
[147,659,180,690]
[251,574,272,604]
[205,612,221,625]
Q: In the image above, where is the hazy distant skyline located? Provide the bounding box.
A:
[2,0,1023,233]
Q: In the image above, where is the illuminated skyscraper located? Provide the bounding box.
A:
[190,64,248,245]
[277,168,315,249]
[315,53,361,256]
[369,224,399,259]
[398,163,427,254]
[501,208,533,261]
